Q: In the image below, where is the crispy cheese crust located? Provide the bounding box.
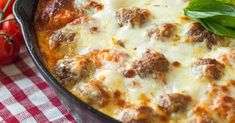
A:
[35,0,235,122]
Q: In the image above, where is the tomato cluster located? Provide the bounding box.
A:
[0,0,23,65]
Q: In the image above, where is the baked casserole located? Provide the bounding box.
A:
[34,0,235,122]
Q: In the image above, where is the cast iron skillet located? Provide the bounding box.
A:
[13,0,120,122]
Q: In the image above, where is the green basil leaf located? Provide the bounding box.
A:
[216,0,235,4]
[184,0,235,38]
[185,0,235,18]
[199,18,235,38]
[206,15,235,28]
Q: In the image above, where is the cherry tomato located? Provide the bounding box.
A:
[0,0,15,18]
[2,14,23,44]
[0,31,20,65]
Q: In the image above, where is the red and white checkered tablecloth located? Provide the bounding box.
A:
[0,46,76,123]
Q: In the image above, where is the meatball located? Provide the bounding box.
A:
[186,22,220,49]
[148,23,176,41]
[78,80,111,107]
[116,7,150,27]
[158,93,192,113]
[35,0,83,30]
[119,106,154,123]
[132,51,170,79]
[55,57,93,87]
[192,58,225,80]
[49,31,76,49]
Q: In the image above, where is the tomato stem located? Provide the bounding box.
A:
[0,18,14,23]
[3,0,11,13]
[0,0,11,20]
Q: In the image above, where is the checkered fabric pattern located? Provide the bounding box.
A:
[0,46,76,123]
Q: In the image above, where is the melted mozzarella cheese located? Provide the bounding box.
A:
[57,0,235,122]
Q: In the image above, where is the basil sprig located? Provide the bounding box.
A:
[184,0,235,38]
[217,0,235,4]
